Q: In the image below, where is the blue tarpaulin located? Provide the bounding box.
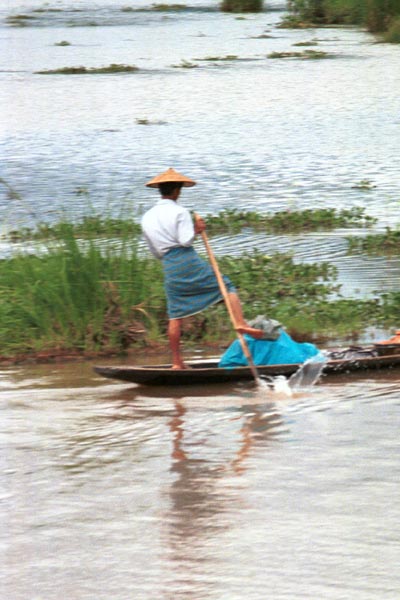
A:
[219,330,320,369]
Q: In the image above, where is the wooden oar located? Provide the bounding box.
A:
[194,213,260,384]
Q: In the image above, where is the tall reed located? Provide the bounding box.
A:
[0,223,165,355]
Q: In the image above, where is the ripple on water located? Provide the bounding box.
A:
[1,364,400,599]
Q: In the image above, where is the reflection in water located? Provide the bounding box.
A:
[160,399,285,598]
[1,363,400,599]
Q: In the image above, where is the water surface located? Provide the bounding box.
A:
[1,360,400,599]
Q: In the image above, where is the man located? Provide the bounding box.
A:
[141,167,263,369]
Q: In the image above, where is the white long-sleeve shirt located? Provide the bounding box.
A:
[141,198,196,259]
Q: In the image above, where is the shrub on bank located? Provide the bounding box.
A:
[383,16,400,41]
[285,0,400,37]
[286,0,366,25]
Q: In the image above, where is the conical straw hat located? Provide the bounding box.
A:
[145,167,196,188]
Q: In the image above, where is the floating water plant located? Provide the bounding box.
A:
[151,3,187,10]
[250,33,275,38]
[292,39,319,46]
[171,60,199,68]
[346,228,400,255]
[205,207,376,234]
[35,64,140,74]
[33,8,63,12]
[220,0,263,12]
[268,49,329,59]
[6,14,37,26]
[196,55,239,61]
[8,216,142,242]
[351,179,376,190]
[136,118,167,125]
[9,208,376,243]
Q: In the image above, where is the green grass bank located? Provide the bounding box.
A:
[1,209,399,362]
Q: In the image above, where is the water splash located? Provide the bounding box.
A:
[272,375,293,397]
[257,374,293,397]
[257,352,327,398]
[288,352,327,390]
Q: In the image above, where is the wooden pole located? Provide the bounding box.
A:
[194,213,259,384]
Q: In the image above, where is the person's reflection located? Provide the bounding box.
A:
[161,399,285,598]
[230,402,283,474]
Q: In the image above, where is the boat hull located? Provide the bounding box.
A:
[94,352,400,386]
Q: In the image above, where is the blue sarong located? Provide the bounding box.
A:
[162,246,236,319]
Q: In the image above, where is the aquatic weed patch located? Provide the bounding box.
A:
[136,118,168,125]
[5,14,37,26]
[351,179,377,190]
[151,3,188,10]
[221,0,263,12]
[268,49,330,59]
[205,207,376,234]
[171,60,199,69]
[7,216,142,242]
[36,64,140,75]
[172,56,251,69]
[346,228,400,254]
[7,208,376,243]
[195,55,240,61]
[292,39,320,46]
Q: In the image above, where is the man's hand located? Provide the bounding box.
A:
[193,214,206,234]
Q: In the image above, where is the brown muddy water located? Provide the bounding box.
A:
[2,357,400,599]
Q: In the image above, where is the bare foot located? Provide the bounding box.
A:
[236,325,265,339]
[171,363,192,370]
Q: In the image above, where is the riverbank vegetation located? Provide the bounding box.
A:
[5,0,400,38]
[1,211,398,362]
[283,0,400,42]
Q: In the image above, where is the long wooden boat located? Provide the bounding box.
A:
[94,346,400,386]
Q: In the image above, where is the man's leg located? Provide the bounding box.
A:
[168,318,187,369]
[228,292,264,338]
